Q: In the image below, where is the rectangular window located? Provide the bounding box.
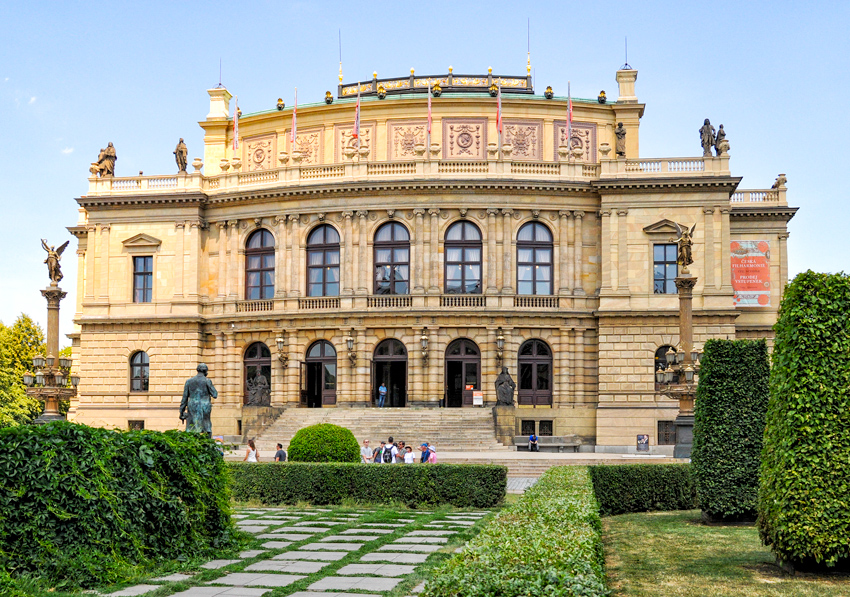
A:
[133,256,153,303]
[658,421,677,445]
[521,420,536,436]
[653,244,678,294]
[128,420,145,431]
[538,420,553,436]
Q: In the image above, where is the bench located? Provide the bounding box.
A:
[514,435,580,453]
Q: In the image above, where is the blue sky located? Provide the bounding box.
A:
[1,1,847,340]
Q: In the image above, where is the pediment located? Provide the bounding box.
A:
[643,219,682,235]
[122,233,162,249]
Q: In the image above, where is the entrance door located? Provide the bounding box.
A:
[373,339,408,407]
[305,340,337,407]
[517,339,553,406]
[445,339,480,407]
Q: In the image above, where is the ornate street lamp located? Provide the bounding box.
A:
[346,329,356,367]
[276,332,288,367]
[496,327,505,367]
[420,329,429,364]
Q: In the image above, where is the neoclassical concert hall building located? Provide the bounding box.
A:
[67,66,796,452]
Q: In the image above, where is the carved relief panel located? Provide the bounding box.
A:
[286,127,323,165]
[387,120,427,160]
[554,121,597,162]
[442,118,487,160]
[334,122,376,161]
[243,135,276,171]
[503,119,542,160]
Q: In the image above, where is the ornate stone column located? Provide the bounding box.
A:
[428,209,440,293]
[413,209,425,294]
[567,211,576,293]
[559,211,570,295]
[720,207,732,292]
[600,210,613,291]
[174,222,185,298]
[187,220,201,298]
[289,215,301,297]
[486,208,499,293]
[573,211,585,295]
[227,220,239,299]
[217,222,227,298]
[501,209,514,294]
[275,216,287,298]
[356,211,369,295]
[342,211,354,295]
[84,226,96,301]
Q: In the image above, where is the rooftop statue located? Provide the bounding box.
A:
[614,123,626,157]
[180,363,218,436]
[94,142,117,177]
[174,138,188,173]
[714,124,726,156]
[699,119,715,157]
[41,239,69,284]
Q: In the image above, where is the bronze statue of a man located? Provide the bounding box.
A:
[180,363,218,436]
[41,239,69,284]
[614,122,626,157]
[174,138,188,173]
[699,119,715,157]
[495,366,516,406]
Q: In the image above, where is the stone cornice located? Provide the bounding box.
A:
[76,192,207,209]
[729,205,798,222]
[592,176,743,194]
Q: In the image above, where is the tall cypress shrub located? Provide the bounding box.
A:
[758,271,850,570]
[692,339,769,521]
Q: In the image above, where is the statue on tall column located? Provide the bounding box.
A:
[495,366,516,406]
[174,138,188,173]
[614,122,626,157]
[699,119,716,157]
[672,222,697,270]
[41,239,69,284]
[180,363,218,436]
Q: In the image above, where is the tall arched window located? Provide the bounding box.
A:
[244,342,271,406]
[374,222,410,295]
[130,351,149,392]
[246,229,275,300]
[445,221,482,294]
[307,225,340,297]
[518,339,552,406]
[517,222,553,295]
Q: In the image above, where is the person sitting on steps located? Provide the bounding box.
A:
[529,433,539,452]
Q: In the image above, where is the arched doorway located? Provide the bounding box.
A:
[244,342,271,406]
[372,339,408,407]
[517,339,553,406]
[445,338,480,407]
[302,340,337,408]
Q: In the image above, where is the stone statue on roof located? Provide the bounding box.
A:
[174,138,188,173]
[699,119,715,157]
[614,123,626,157]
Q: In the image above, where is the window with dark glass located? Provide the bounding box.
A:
[654,244,678,294]
[521,420,536,435]
[538,420,554,436]
[517,222,553,295]
[130,351,149,392]
[658,421,677,445]
[244,342,272,406]
[307,225,340,297]
[444,221,482,294]
[133,256,153,303]
[374,222,410,295]
[517,339,553,406]
[246,229,275,300]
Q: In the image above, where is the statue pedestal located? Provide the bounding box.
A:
[492,404,516,448]
[241,405,285,442]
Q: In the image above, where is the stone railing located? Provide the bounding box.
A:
[600,156,730,179]
[731,188,787,206]
[236,299,275,313]
[367,296,413,308]
[514,296,561,309]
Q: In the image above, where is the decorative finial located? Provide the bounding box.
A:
[527,52,531,75]
[411,68,414,75]
[373,71,377,79]
[448,65,453,73]
[488,66,492,74]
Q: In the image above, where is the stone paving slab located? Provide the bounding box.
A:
[383,543,441,552]
[169,588,271,597]
[152,572,195,582]
[270,526,330,533]
[307,577,401,592]
[273,551,349,561]
[289,593,381,597]
[412,581,426,593]
[295,520,344,526]
[201,559,241,569]
[105,585,159,596]
[445,515,483,519]
[340,528,394,534]
[208,573,305,587]
[323,534,380,542]
[360,552,429,564]
[233,514,251,519]
[408,530,456,536]
[247,518,304,524]
[395,536,448,544]
[428,520,474,526]
[239,550,267,559]
[301,542,363,551]
[238,526,270,534]
[245,560,328,573]
[337,563,417,577]
[259,533,313,540]
[359,522,405,527]
[260,541,293,549]
[395,518,415,523]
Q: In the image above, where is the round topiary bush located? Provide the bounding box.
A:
[288,423,360,462]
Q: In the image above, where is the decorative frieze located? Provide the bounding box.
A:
[387,120,427,160]
[502,119,542,160]
[286,127,323,165]
[442,118,487,160]
[244,135,276,171]
[335,122,375,161]
[554,121,597,162]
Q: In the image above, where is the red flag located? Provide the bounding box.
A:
[496,84,502,134]
[352,85,361,140]
[232,95,239,151]
[427,84,432,134]
[291,87,297,146]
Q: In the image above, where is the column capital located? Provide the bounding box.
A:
[175,221,186,229]
[428,208,440,216]
[227,219,239,228]
[274,215,287,225]
[559,210,571,218]
[216,220,228,229]
[616,208,629,216]
[413,208,426,216]
[600,209,612,217]
[342,210,354,219]
[703,207,715,214]
[502,208,514,216]
[719,207,731,214]
[356,210,369,218]
[288,214,301,223]
[486,208,499,217]
[778,232,790,240]
[573,210,585,219]
[99,223,111,232]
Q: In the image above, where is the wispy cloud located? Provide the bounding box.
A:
[29,97,36,104]
[61,147,74,155]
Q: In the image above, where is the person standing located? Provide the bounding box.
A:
[378,382,388,408]
[274,443,287,462]
[396,441,406,463]
[374,441,387,464]
[403,446,416,464]
[386,437,398,463]
[360,439,373,463]
[420,443,430,463]
[244,439,259,462]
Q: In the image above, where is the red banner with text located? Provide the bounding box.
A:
[731,240,771,307]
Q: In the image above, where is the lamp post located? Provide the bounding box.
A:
[496,327,505,367]
[276,332,288,367]
[345,329,356,367]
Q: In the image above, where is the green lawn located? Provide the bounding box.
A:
[603,510,850,597]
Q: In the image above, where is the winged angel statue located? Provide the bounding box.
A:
[671,223,697,271]
[41,239,69,284]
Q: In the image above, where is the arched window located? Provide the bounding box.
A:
[307,225,340,297]
[246,229,275,300]
[518,339,552,406]
[517,222,553,295]
[303,340,337,407]
[130,351,149,392]
[244,342,271,406]
[374,222,410,295]
[654,345,679,388]
[444,221,482,294]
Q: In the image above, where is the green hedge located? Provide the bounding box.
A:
[423,467,608,597]
[0,422,237,589]
[588,464,696,516]
[692,339,769,521]
[288,423,360,462]
[758,271,850,570]
[228,462,506,507]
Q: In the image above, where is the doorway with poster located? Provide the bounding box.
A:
[444,338,480,407]
[300,340,337,408]
[372,339,407,407]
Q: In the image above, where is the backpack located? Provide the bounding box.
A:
[383,448,393,463]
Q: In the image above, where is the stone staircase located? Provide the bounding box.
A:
[252,407,511,453]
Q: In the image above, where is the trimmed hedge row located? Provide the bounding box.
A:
[588,464,697,516]
[227,462,506,507]
[0,422,237,589]
[423,467,608,597]
[692,339,769,522]
[759,271,850,570]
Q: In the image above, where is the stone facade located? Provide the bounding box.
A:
[68,68,796,453]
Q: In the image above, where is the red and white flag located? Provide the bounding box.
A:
[232,95,239,151]
[496,83,503,134]
[566,82,573,147]
[291,87,298,146]
[427,84,432,134]
[352,85,361,141]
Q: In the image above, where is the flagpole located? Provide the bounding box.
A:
[427,83,432,158]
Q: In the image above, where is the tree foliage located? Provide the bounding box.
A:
[0,315,44,427]
[692,339,769,521]
[758,271,850,570]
